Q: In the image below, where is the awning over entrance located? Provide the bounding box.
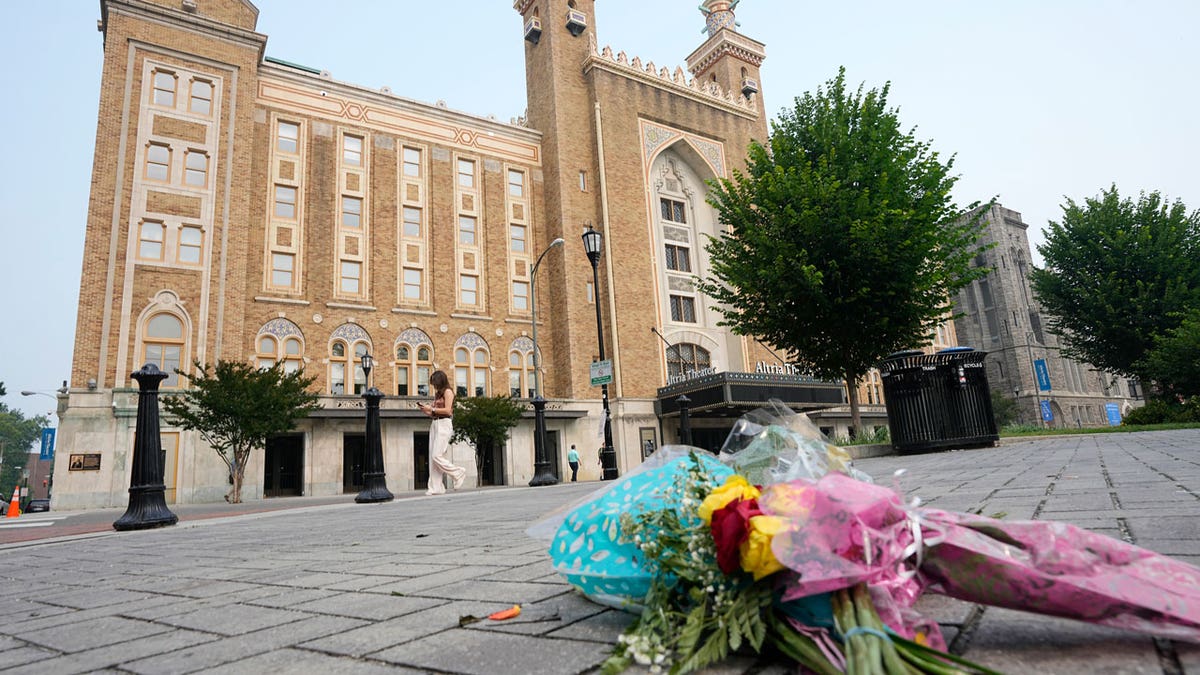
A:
[655,372,846,418]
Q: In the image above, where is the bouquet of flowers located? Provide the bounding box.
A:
[533,403,1200,674]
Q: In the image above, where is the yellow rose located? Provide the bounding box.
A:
[740,514,785,580]
[698,475,761,524]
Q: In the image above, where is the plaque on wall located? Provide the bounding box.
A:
[68,454,102,471]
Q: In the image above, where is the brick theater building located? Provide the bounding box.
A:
[55,0,854,508]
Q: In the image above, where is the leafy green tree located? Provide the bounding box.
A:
[1031,186,1200,386]
[161,361,319,503]
[450,395,524,486]
[699,68,988,434]
[1139,309,1200,399]
[0,383,47,497]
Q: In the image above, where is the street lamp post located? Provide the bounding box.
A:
[582,225,618,481]
[1026,331,1046,429]
[530,237,564,487]
[355,353,394,503]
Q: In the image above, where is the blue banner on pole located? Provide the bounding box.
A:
[1034,359,1052,391]
[1105,403,1122,426]
[39,428,56,461]
[1040,400,1054,422]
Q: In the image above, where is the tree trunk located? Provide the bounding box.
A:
[228,451,246,504]
[846,373,862,440]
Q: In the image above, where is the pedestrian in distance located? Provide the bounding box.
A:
[418,370,467,496]
[567,444,580,482]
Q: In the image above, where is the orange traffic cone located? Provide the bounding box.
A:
[5,490,19,518]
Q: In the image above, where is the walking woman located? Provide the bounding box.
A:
[418,370,467,495]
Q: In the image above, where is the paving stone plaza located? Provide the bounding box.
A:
[0,431,1198,674]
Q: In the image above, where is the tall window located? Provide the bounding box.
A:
[343,134,363,166]
[146,143,170,182]
[277,121,299,154]
[395,341,432,396]
[508,339,535,398]
[660,198,686,223]
[142,313,184,387]
[340,261,361,294]
[455,346,489,397]
[329,339,368,395]
[402,268,422,300]
[457,159,475,188]
[257,334,302,373]
[512,281,529,311]
[460,274,478,305]
[402,147,421,177]
[402,207,421,237]
[178,225,202,264]
[670,294,696,323]
[274,185,297,219]
[152,70,176,107]
[138,220,165,261]
[188,79,212,115]
[666,343,710,382]
[665,244,691,272]
[184,150,207,187]
[510,224,526,252]
[342,196,362,228]
[458,215,476,244]
[271,253,294,288]
[507,169,525,197]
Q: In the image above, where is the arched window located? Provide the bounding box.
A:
[394,328,433,397]
[454,333,490,397]
[508,336,535,398]
[142,313,185,388]
[256,319,304,373]
[328,324,371,395]
[666,343,711,382]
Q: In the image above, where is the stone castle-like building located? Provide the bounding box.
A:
[55,0,854,507]
[951,204,1142,428]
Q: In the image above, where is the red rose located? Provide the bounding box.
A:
[709,497,765,575]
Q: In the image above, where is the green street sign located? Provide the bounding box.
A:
[590,359,613,386]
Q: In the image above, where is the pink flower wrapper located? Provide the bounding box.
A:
[761,473,1200,643]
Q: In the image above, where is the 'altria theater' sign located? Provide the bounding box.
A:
[667,361,811,385]
[754,361,808,376]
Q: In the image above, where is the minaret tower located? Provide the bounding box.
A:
[686,0,767,120]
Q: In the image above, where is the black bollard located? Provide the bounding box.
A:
[677,394,693,446]
[355,385,394,503]
[529,395,558,486]
[113,364,179,531]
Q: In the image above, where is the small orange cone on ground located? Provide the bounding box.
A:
[5,490,20,518]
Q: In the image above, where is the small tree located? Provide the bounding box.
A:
[1031,186,1200,384]
[162,360,319,503]
[700,68,988,435]
[450,395,524,486]
[0,385,46,496]
[990,390,1019,428]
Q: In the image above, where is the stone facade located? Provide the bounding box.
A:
[951,204,1142,428]
[56,0,804,508]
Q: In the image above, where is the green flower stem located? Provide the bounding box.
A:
[851,583,918,675]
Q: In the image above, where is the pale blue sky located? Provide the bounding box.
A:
[1,1,1196,421]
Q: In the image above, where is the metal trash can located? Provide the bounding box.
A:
[878,347,998,453]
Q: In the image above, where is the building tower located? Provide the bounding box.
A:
[952,204,1142,427]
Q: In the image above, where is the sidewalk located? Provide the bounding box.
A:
[0,430,1195,674]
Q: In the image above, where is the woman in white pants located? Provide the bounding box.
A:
[419,370,467,495]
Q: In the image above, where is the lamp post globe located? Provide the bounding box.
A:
[529,237,564,487]
[355,352,393,503]
[581,225,618,481]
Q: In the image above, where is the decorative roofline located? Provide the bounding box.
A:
[686,28,766,78]
[583,34,757,118]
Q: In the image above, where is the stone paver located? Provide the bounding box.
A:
[0,430,1196,673]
